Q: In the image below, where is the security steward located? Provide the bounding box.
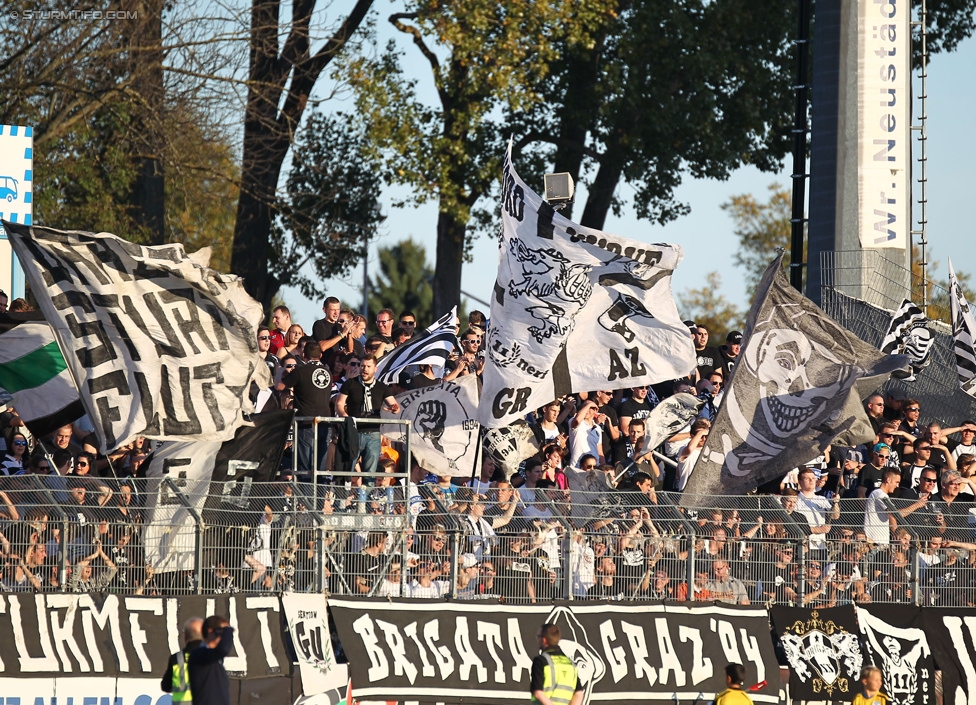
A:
[161,617,203,703]
[530,623,584,705]
[712,663,754,705]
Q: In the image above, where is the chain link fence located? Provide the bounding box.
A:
[820,250,976,426]
[2,471,972,606]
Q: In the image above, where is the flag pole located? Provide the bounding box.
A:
[470,428,483,487]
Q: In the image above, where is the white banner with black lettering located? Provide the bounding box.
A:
[329,598,782,705]
[283,593,346,696]
[143,440,222,572]
[480,142,695,428]
[381,374,480,477]
[857,0,909,248]
[5,223,268,452]
[0,593,289,680]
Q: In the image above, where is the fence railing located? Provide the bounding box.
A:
[1,471,972,606]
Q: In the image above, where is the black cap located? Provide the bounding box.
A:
[726,331,743,344]
[683,320,697,330]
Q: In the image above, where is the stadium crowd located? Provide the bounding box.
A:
[2,299,976,606]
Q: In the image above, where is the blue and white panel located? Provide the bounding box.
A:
[0,124,33,297]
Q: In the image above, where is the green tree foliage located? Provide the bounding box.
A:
[723,183,803,302]
[367,238,435,324]
[506,0,795,232]
[273,111,384,301]
[677,272,744,338]
[347,0,614,314]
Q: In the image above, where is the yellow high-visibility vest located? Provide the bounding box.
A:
[531,651,577,705]
[171,649,192,703]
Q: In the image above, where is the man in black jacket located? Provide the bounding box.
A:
[189,615,235,705]
[160,617,203,702]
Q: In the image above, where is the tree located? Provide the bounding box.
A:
[677,272,744,338]
[229,0,374,310]
[273,111,384,301]
[723,183,802,301]
[367,239,435,324]
[508,0,796,232]
[348,0,612,315]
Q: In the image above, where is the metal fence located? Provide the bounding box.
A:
[819,249,976,428]
[2,471,973,606]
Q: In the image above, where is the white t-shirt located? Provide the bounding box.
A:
[952,442,976,460]
[571,542,595,596]
[796,493,832,549]
[676,444,701,491]
[864,489,891,545]
[408,581,445,598]
[570,421,602,467]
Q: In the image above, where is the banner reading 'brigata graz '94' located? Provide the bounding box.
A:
[329,598,783,704]
[479,142,696,428]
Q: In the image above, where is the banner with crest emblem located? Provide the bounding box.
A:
[479,141,696,428]
[771,605,867,701]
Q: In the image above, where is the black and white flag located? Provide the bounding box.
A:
[880,299,933,382]
[143,440,223,572]
[856,605,933,705]
[920,608,976,705]
[642,392,703,450]
[479,142,696,428]
[381,373,480,477]
[374,307,458,386]
[4,223,270,452]
[682,253,911,500]
[482,419,541,475]
[949,258,976,397]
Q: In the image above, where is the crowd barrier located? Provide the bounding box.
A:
[1,472,974,607]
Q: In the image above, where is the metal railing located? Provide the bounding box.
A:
[2,468,973,606]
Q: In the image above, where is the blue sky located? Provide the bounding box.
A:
[280,19,976,331]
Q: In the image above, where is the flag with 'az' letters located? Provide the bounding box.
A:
[479,141,695,428]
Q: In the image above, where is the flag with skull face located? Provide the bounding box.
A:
[681,253,911,500]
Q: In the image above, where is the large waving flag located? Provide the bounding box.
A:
[5,222,269,452]
[949,258,976,397]
[373,307,458,385]
[480,140,696,427]
[0,313,84,436]
[681,252,911,501]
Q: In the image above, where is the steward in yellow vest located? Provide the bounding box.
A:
[530,623,584,705]
[161,617,204,704]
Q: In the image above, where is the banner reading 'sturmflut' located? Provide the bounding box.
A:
[480,142,695,427]
[5,223,269,452]
[682,254,910,500]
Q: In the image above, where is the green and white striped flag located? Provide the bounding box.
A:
[0,313,84,436]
